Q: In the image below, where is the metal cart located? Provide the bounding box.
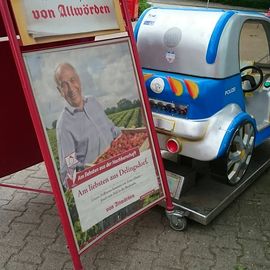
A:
[164,140,270,230]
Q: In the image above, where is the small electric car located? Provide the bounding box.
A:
[135,7,270,185]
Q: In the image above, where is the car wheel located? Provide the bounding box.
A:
[212,121,255,185]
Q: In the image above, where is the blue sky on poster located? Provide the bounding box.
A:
[24,41,139,128]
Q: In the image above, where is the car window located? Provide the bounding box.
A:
[239,20,269,68]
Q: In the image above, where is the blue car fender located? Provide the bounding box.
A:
[217,112,256,158]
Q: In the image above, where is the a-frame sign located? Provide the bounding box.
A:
[0,1,173,269]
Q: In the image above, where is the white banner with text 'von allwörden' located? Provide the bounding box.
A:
[22,0,119,38]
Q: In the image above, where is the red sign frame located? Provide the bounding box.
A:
[0,1,174,269]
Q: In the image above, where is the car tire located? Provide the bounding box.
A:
[211,121,255,185]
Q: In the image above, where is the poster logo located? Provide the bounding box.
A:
[65,152,79,168]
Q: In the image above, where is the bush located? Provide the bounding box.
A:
[202,0,269,9]
[139,0,151,15]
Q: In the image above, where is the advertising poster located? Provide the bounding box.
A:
[10,0,125,45]
[23,38,165,252]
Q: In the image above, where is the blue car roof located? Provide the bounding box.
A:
[135,7,268,78]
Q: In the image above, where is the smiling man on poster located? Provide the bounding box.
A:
[54,63,121,188]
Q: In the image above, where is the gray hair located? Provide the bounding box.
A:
[54,63,77,87]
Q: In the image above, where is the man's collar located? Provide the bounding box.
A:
[65,97,88,114]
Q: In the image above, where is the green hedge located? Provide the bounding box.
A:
[139,0,269,13]
[201,0,269,9]
[139,0,151,15]
[138,0,268,18]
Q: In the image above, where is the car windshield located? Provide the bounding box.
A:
[240,20,270,70]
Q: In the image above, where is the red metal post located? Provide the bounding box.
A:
[127,0,139,21]
[0,183,53,195]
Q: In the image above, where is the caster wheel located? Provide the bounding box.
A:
[169,216,187,231]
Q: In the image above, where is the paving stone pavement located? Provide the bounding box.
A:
[0,161,270,270]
